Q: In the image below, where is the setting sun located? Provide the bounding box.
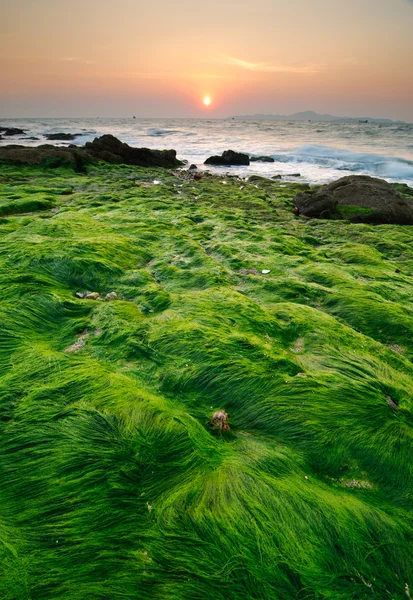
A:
[203,96,211,106]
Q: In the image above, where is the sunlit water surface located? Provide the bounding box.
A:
[1,117,412,185]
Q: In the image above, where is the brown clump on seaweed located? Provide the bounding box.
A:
[210,410,230,431]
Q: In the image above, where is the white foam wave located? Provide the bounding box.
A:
[272,145,413,182]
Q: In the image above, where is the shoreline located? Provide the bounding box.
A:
[1,136,413,227]
[1,118,413,186]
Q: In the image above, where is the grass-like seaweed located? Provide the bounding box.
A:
[0,161,412,599]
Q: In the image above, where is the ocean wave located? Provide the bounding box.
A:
[146,128,179,136]
[145,128,197,138]
[272,145,413,182]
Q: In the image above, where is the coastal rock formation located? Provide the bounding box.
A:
[84,134,183,167]
[250,155,275,163]
[0,144,91,171]
[294,189,338,218]
[45,133,80,141]
[0,135,183,170]
[294,175,413,224]
[0,127,25,136]
[204,149,250,166]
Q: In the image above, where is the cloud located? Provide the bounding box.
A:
[60,57,94,65]
[188,73,236,80]
[221,55,323,74]
[0,55,94,66]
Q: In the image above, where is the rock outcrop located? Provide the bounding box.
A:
[0,144,91,171]
[250,155,275,163]
[294,175,413,224]
[294,189,338,218]
[0,135,183,170]
[84,134,183,168]
[0,127,25,136]
[45,133,80,141]
[205,150,250,166]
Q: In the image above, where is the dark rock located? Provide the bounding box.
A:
[0,144,91,172]
[294,189,337,218]
[188,164,198,170]
[0,128,25,136]
[204,149,250,166]
[0,135,183,171]
[289,173,301,177]
[45,133,79,141]
[84,134,183,168]
[271,175,282,180]
[294,175,413,224]
[24,137,40,141]
[250,155,275,163]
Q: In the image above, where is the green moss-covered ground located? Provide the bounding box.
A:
[0,161,413,599]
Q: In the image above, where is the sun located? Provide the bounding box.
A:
[203,96,211,106]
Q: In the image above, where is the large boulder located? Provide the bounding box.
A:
[294,175,413,225]
[84,134,183,168]
[204,150,250,166]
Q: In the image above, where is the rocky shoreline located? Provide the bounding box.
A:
[0,134,183,170]
[1,135,412,225]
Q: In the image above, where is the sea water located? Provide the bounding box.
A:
[1,117,412,185]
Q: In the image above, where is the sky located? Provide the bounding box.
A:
[1,0,413,120]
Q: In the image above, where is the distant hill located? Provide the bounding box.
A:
[230,110,404,124]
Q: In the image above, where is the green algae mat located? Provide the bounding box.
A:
[0,161,413,599]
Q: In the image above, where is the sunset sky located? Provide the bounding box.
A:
[1,0,413,120]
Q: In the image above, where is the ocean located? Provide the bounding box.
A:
[1,117,413,185]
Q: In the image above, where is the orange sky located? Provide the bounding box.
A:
[1,0,413,119]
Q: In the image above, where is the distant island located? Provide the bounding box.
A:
[230,110,406,124]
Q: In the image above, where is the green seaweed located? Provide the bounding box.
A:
[337,205,377,220]
[0,161,412,599]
